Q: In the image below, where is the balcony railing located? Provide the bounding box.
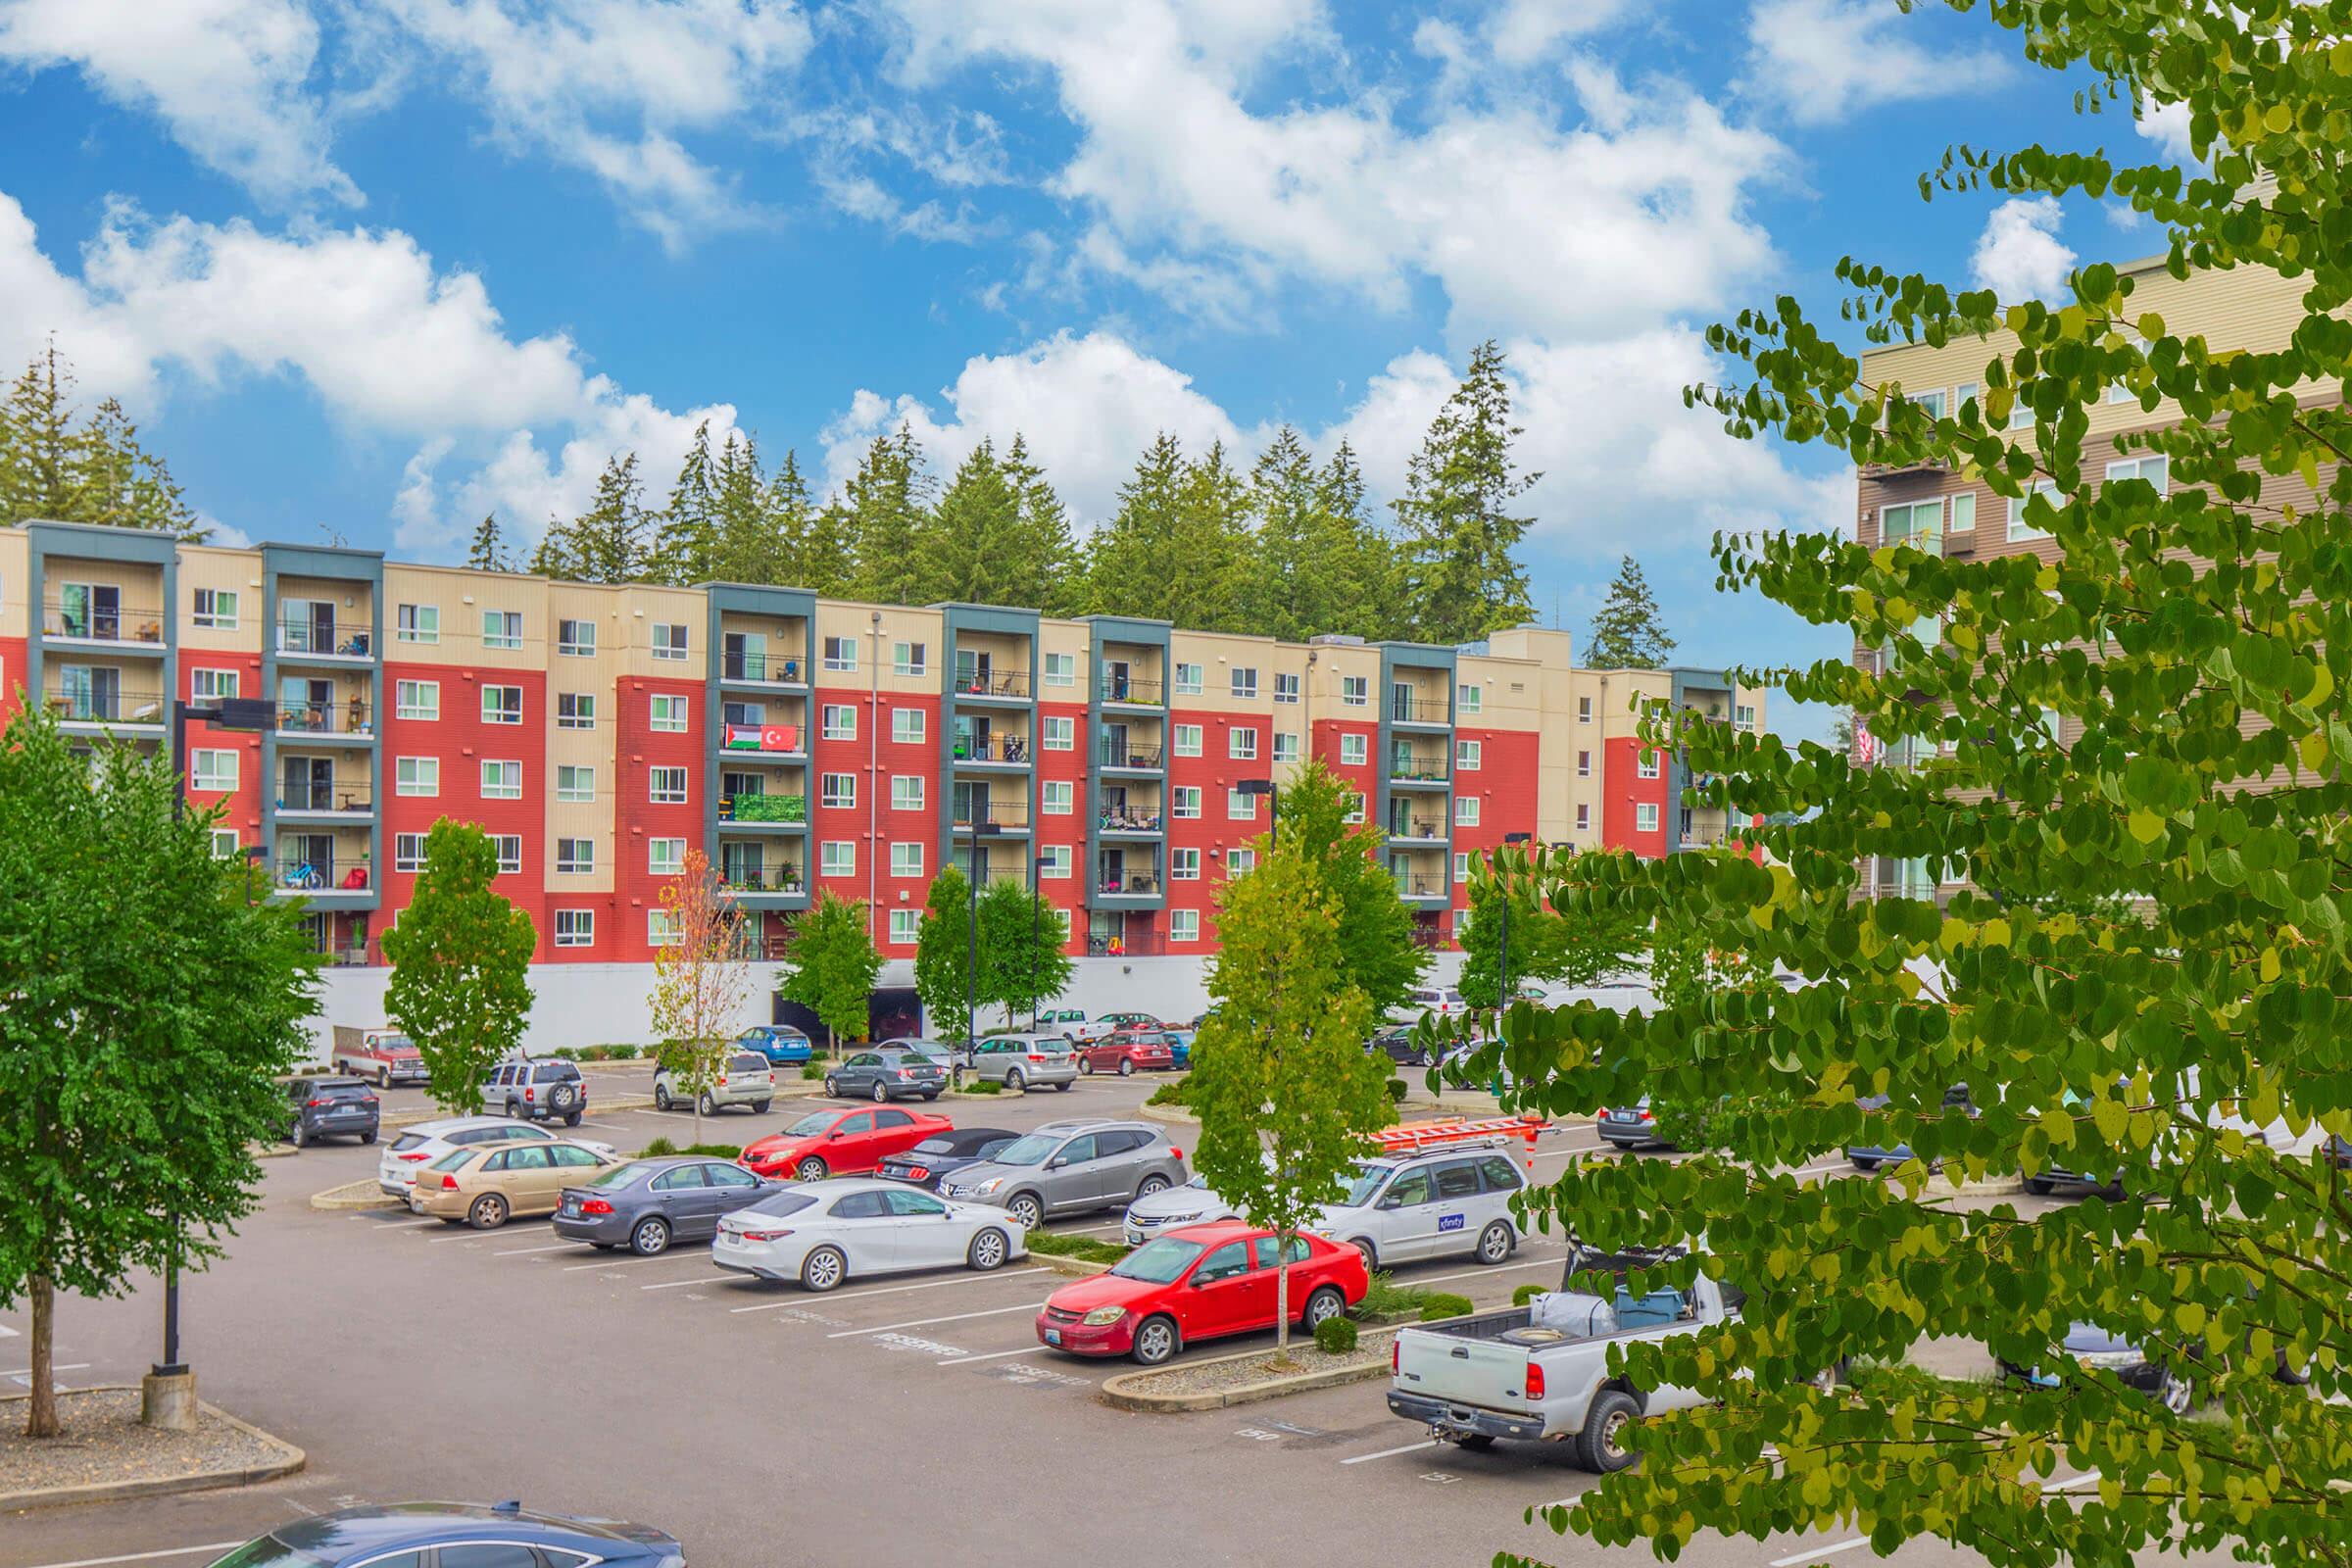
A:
[277,618,372,658]
[279,785,372,812]
[953,669,1031,700]
[43,686,166,724]
[276,699,373,735]
[1097,870,1162,897]
[974,866,1034,886]
[720,794,807,824]
[1408,924,1451,951]
[1098,742,1163,769]
[723,650,806,683]
[1099,675,1162,706]
[952,799,1030,830]
[1088,930,1165,956]
[1389,759,1450,782]
[953,735,1032,763]
[1390,695,1450,723]
[1099,808,1164,832]
[44,602,165,644]
[1392,873,1445,897]
[316,936,377,967]
[1388,813,1445,840]
[277,854,372,893]
[720,865,805,895]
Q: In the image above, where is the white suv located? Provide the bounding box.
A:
[376,1116,616,1197]
[1312,1144,1524,1269]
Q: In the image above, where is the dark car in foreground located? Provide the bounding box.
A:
[204,1500,682,1567]
[284,1075,379,1148]
[552,1154,778,1255]
[877,1126,1021,1190]
[1369,1025,1432,1067]
[1846,1084,1975,1171]
[1596,1097,1668,1150]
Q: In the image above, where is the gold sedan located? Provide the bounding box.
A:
[410,1140,620,1229]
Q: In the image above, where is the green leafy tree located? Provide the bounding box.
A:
[1583,555,1676,669]
[0,341,204,538]
[1189,849,1387,1353]
[648,849,754,1140]
[912,865,976,1042]
[533,453,650,583]
[1456,845,1644,1009]
[1501,10,2352,1568]
[1271,759,1428,1018]
[380,819,537,1114]
[465,514,514,573]
[977,878,1074,1029]
[844,422,932,607]
[915,439,1028,606]
[1392,340,1536,643]
[0,710,318,1437]
[778,892,881,1050]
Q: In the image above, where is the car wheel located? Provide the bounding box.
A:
[1454,1434,1496,1452]
[796,1156,828,1182]
[1577,1390,1642,1474]
[1131,1314,1180,1366]
[922,1090,941,1102]
[2022,1176,2054,1197]
[753,1100,772,1115]
[2275,1351,2311,1387]
[2099,1180,2128,1203]
[564,1110,582,1127]
[823,1076,840,1098]
[699,1093,719,1118]
[968,1228,1009,1271]
[1117,1057,1135,1077]
[1302,1286,1346,1329]
[1006,1193,1044,1230]
[468,1194,510,1230]
[801,1245,848,1292]
[1349,1237,1378,1269]
[1079,1056,1094,1075]
[291,1122,310,1149]
[630,1215,671,1256]
[377,1068,390,1090]
[1054,1080,1073,1092]
[872,1081,890,1103]
[1476,1220,1513,1265]
[1006,1069,1026,1092]
[655,1084,673,1111]
[1850,1156,1879,1172]
[1135,1173,1171,1200]
[361,1129,377,1145]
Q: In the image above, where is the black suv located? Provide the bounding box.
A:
[488,1057,588,1125]
[286,1075,380,1148]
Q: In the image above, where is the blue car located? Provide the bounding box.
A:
[207,1501,683,1567]
[736,1024,813,1066]
[1161,1026,1195,1067]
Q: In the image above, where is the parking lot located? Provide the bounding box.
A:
[7,1075,2063,1568]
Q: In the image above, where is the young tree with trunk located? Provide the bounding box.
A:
[648,849,754,1140]
[1392,340,1537,644]
[778,893,881,1052]
[1271,759,1428,1019]
[1583,555,1676,669]
[0,710,318,1437]
[913,865,975,1043]
[381,820,537,1114]
[1456,845,1645,1009]
[977,879,1074,1028]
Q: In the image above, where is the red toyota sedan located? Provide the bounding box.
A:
[742,1105,952,1181]
[1035,1221,1368,1364]
[1077,1028,1175,1077]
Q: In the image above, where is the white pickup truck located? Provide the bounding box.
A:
[1387,1246,1738,1473]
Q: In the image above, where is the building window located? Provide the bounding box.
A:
[1950,492,1978,537]
[192,588,239,630]
[557,839,594,874]
[821,840,855,877]
[1344,791,1366,824]
[396,757,439,797]
[191,667,239,702]
[2008,478,2065,542]
[557,618,596,656]
[1456,796,1481,826]
[653,622,689,661]
[645,693,688,733]
[891,775,923,810]
[1040,844,1071,878]
[1341,675,1368,707]
[1043,714,1074,751]
[1043,780,1073,814]
[889,908,920,945]
[394,833,426,873]
[1231,666,1257,700]
[482,684,522,724]
[1453,852,1470,883]
[1274,672,1299,705]
[1172,786,1201,819]
[823,636,858,672]
[893,641,926,677]
[482,611,522,651]
[1227,787,1257,819]
[1174,723,1202,758]
[647,838,685,876]
[558,692,595,729]
[1340,733,1367,766]
[1636,802,1660,833]
[397,604,439,644]
[1171,848,1201,880]
[1229,848,1255,875]
[820,772,856,808]
[1577,696,1592,723]
[891,842,924,878]
[1577,750,1592,777]
[395,679,437,720]
[557,764,595,803]
[1170,909,1200,943]
[649,766,688,804]
[188,749,236,792]
[1576,803,1591,832]
[1228,726,1257,760]
[649,908,683,947]
[822,704,857,741]
[1044,651,1075,687]
[892,707,925,744]
[2106,455,2170,493]
[1457,683,1482,715]
[491,835,522,874]
[1456,739,1482,770]
[1734,704,1757,733]
[1882,498,1943,550]
[1174,662,1203,696]
[1273,731,1300,763]
[555,909,594,948]
[481,760,522,800]
[1637,750,1661,781]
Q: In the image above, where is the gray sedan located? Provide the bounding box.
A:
[552,1155,778,1255]
[824,1047,950,1102]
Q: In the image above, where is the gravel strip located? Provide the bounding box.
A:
[1119,1334,1394,1397]
[0,1388,290,1496]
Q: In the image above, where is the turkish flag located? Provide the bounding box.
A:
[763,723,799,753]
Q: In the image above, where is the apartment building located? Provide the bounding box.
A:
[1849,255,2312,898]
[0,520,1759,999]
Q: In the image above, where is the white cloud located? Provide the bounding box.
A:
[1740,0,2009,126]
[0,0,359,206]
[2135,96,2197,163]
[1971,195,2075,303]
[1487,0,1631,66]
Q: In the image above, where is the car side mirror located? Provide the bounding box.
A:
[1049,1157,1068,1169]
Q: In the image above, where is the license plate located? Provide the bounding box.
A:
[1124,1228,1145,1247]
[1045,1328,1062,1346]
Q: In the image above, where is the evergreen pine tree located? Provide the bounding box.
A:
[704,431,772,585]
[1316,439,1396,639]
[0,343,203,538]
[536,454,650,584]
[466,514,514,573]
[1392,340,1538,644]
[771,450,852,594]
[915,439,1028,605]
[0,342,78,525]
[1085,434,1188,620]
[1171,441,1250,631]
[845,423,932,607]
[649,420,719,586]
[67,400,201,537]
[999,433,1081,612]
[1584,555,1676,668]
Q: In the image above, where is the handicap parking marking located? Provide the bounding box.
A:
[982,1358,1089,1389]
[871,1332,969,1356]
[729,1265,1049,1313]
[825,1300,1048,1338]
[1340,1438,1442,1466]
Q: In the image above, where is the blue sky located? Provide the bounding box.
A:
[0,0,2185,743]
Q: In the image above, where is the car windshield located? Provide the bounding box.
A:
[1336,1161,1395,1207]
[586,1161,652,1190]
[783,1111,837,1137]
[1112,1237,1208,1283]
[989,1134,1060,1167]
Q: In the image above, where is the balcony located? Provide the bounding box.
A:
[722,650,807,686]
[952,668,1031,703]
[1392,872,1447,903]
[1095,861,1162,899]
[43,685,167,729]
[1387,810,1446,843]
[276,617,374,662]
[719,864,806,897]
[951,797,1031,833]
[1098,808,1164,835]
[952,734,1032,766]
[278,784,373,818]
[43,601,166,650]
[719,721,806,759]
[1098,741,1164,771]
[1390,695,1450,726]
[275,699,374,742]
[1099,674,1162,708]
[719,793,807,826]
[1408,923,1452,951]
[1388,758,1450,788]
[1087,930,1165,956]
[276,853,373,896]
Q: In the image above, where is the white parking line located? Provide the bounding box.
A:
[492,1241,582,1257]
[1340,1438,1440,1466]
[379,1217,440,1230]
[23,1542,249,1568]
[1762,1472,2100,1566]
[825,1300,1047,1338]
[938,1345,1050,1366]
[561,1253,677,1272]
[641,1273,738,1292]
[1399,1255,1561,1290]
[729,1266,1049,1313]
[6,1362,92,1381]
[0,1323,18,1338]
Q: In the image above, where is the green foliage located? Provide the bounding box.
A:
[1383,1077,1406,1104]
[1235,429,1398,642]
[977,878,1074,1027]
[466,514,514,573]
[1312,1314,1359,1355]
[960,1077,1004,1096]
[844,422,933,608]
[1392,340,1536,643]
[381,819,536,1115]
[1270,759,1429,1015]
[1512,1283,1545,1308]
[1022,1232,1131,1262]
[1417,1293,1474,1323]
[1147,1078,1192,1107]
[0,710,317,1435]
[776,893,881,1048]
[1190,839,1391,1350]
[915,437,1076,611]
[639,1138,745,1159]
[1502,12,2352,1568]
[1582,555,1676,669]
[0,340,203,537]
[913,865,975,1039]
[1355,1271,1435,1322]
[1085,433,1250,631]
[1458,845,1646,1008]
[799,1061,825,1080]
[532,452,650,583]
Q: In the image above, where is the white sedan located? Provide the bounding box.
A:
[710,1177,1029,1292]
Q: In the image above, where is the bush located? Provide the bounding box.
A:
[1513,1283,1546,1307]
[552,1047,577,1059]
[1023,1231,1131,1263]
[961,1078,1004,1095]
[1418,1293,1475,1322]
[1146,1079,1190,1107]
[1313,1314,1359,1354]
[1383,1078,1407,1103]
[640,1137,745,1158]
[1355,1270,1435,1321]
[607,1044,640,1060]
[800,1062,825,1080]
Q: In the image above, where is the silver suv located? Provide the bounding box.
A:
[938,1118,1186,1229]
[486,1057,587,1125]
[654,1050,777,1115]
[963,1034,1078,1093]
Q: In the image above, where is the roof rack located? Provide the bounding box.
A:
[1368,1114,1548,1171]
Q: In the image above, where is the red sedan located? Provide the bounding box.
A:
[741,1105,952,1181]
[1077,1028,1175,1077]
[1036,1221,1368,1364]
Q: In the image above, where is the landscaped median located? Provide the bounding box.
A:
[1101,1328,1403,1411]
[0,1387,305,1511]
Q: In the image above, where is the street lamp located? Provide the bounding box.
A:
[1031,851,1051,1031]
[1496,832,1534,1020]
[1237,777,1277,849]
[966,822,1004,1053]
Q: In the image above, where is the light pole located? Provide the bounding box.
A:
[1496,832,1533,1023]
[966,822,1002,1049]
[1031,851,1049,1031]
[1237,777,1277,850]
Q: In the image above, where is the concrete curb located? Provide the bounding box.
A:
[311,1179,402,1211]
[381,1094,659,1133]
[1101,1329,1401,1412]
[1034,1252,1117,1279]
[0,1386,306,1512]
[1136,1102,1200,1131]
